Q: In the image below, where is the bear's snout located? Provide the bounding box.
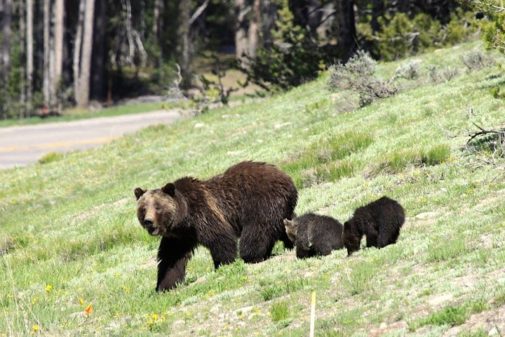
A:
[143,219,161,236]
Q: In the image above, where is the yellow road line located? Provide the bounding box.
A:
[0,136,116,153]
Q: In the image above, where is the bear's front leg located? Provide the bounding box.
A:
[156,236,196,292]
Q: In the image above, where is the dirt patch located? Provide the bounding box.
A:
[368,321,408,337]
[474,188,505,212]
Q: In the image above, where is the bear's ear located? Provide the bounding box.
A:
[283,219,293,227]
[161,183,176,197]
[134,187,146,200]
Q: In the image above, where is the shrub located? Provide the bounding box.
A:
[428,66,460,83]
[394,60,422,80]
[328,51,397,107]
[461,50,495,71]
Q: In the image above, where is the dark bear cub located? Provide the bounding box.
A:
[134,161,297,292]
[283,213,344,259]
[343,196,405,256]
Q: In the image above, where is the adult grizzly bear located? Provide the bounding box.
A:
[283,213,344,259]
[343,196,405,256]
[134,161,297,292]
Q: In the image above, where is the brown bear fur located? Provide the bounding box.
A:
[134,161,297,292]
[343,196,405,256]
[283,213,344,258]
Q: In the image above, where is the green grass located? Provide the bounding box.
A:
[427,236,468,263]
[281,131,373,187]
[1,42,505,336]
[409,299,488,331]
[37,152,65,164]
[270,301,289,322]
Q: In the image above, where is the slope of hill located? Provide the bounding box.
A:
[1,42,505,337]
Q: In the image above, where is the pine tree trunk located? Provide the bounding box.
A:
[371,0,384,32]
[333,0,356,62]
[43,0,51,106]
[260,0,276,48]
[248,0,260,57]
[73,0,85,103]
[1,0,12,82]
[76,0,95,107]
[153,0,163,65]
[91,0,106,101]
[19,0,26,118]
[177,0,192,89]
[26,0,33,116]
[234,0,249,60]
[53,0,64,112]
[153,0,162,38]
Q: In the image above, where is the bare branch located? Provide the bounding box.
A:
[189,0,209,26]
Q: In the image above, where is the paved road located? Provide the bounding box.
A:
[0,110,182,169]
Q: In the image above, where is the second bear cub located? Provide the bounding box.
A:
[284,213,344,258]
[343,196,405,256]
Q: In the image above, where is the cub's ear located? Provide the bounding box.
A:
[134,187,146,200]
[283,219,293,227]
[161,183,176,197]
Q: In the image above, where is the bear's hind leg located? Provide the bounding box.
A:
[239,225,276,263]
[207,233,238,269]
[365,229,378,248]
[378,227,399,248]
[314,241,334,256]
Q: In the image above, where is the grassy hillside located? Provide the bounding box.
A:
[1,42,505,337]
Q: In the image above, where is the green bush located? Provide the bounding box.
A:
[476,0,505,53]
[374,11,477,61]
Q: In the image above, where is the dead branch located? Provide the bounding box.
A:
[467,122,504,144]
